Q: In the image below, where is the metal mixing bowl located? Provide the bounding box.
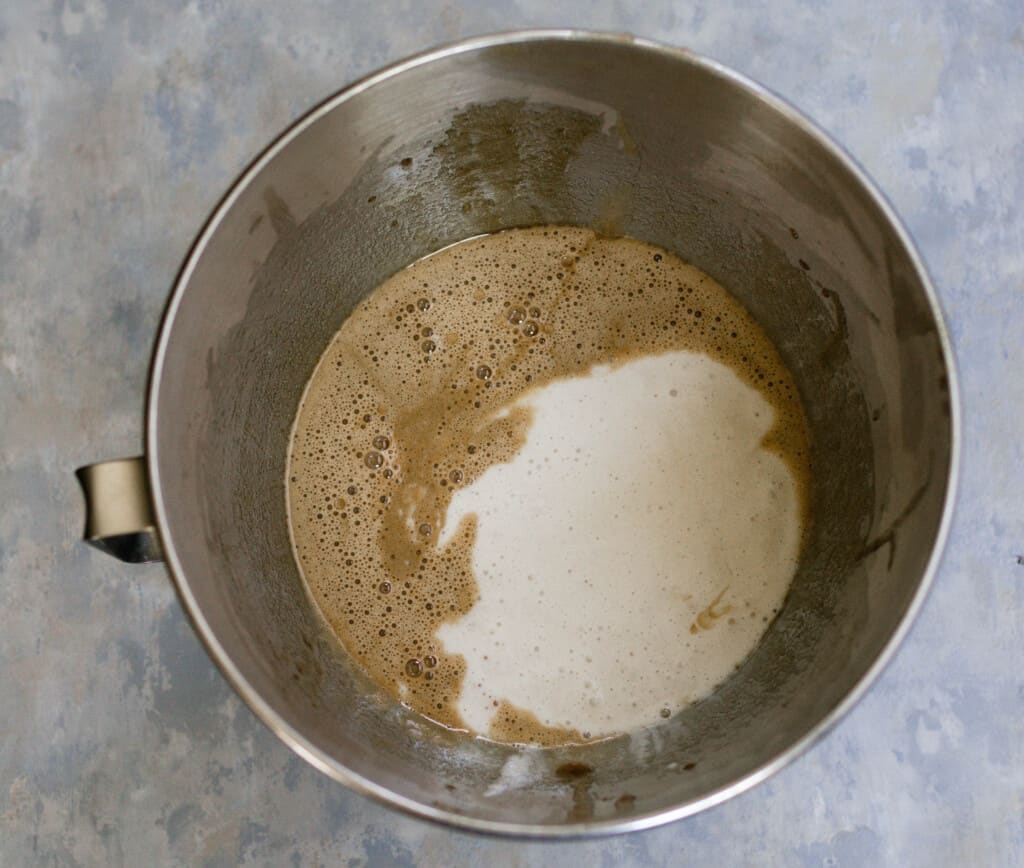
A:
[78,31,959,835]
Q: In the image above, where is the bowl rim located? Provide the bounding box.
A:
[145,28,962,838]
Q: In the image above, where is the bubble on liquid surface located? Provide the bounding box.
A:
[476,365,492,381]
[364,451,384,469]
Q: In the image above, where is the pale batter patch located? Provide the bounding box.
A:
[286,226,811,746]
[436,351,801,738]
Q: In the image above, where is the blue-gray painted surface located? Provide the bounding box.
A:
[0,1,1021,865]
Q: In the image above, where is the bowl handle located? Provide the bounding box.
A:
[75,457,163,563]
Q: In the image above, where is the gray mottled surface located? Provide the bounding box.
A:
[1,0,1021,865]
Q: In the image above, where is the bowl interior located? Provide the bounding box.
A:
[149,34,955,833]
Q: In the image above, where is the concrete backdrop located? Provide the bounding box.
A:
[1,0,1021,865]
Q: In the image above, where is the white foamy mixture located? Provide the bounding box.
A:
[438,352,801,737]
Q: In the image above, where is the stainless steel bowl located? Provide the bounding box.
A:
[78,30,959,836]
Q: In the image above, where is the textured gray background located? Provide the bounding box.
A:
[1,0,1021,865]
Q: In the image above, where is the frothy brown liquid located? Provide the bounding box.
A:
[287,226,810,745]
